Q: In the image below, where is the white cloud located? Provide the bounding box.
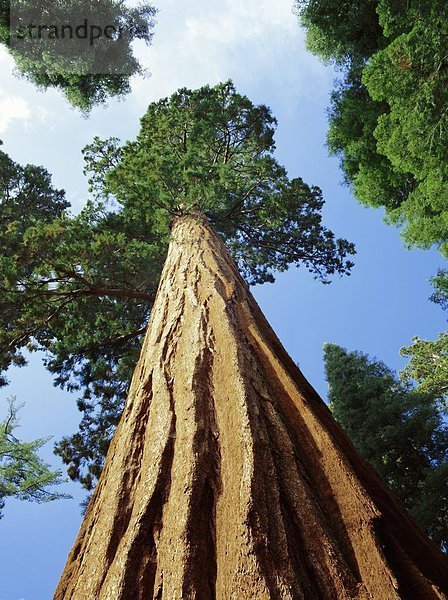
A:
[0,95,31,134]
[0,46,15,68]
[130,0,332,110]
[0,48,57,135]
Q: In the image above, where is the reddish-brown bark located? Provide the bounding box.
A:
[55,213,448,599]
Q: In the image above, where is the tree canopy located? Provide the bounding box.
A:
[0,81,355,489]
[0,397,69,518]
[296,0,448,257]
[324,343,448,551]
[0,0,156,110]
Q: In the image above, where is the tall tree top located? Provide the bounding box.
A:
[84,81,355,284]
[324,342,448,551]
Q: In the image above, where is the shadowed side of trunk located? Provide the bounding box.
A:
[55,213,448,600]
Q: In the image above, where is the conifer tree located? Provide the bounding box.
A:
[0,397,69,517]
[0,81,355,490]
[296,0,448,257]
[401,270,448,412]
[324,343,448,551]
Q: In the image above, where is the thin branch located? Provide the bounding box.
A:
[71,326,147,357]
[220,183,260,220]
[3,285,154,302]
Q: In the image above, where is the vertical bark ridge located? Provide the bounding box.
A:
[55,213,448,599]
[255,387,359,599]
[178,309,220,598]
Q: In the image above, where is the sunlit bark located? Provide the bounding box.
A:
[55,213,448,599]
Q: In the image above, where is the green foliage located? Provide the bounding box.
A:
[0,82,355,488]
[0,0,156,111]
[0,142,161,487]
[401,333,448,412]
[296,0,382,64]
[326,65,417,214]
[324,343,448,550]
[0,141,68,385]
[0,396,69,518]
[87,82,355,284]
[297,0,448,256]
[401,270,448,411]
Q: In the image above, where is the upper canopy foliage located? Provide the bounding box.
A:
[0,0,156,110]
[0,81,355,488]
[297,0,448,257]
[85,81,355,284]
[296,0,382,65]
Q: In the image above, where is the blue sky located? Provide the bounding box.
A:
[0,0,445,598]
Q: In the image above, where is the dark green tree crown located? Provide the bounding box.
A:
[84,81,355,284]
[297,0,448,257]
[0,0,156,111]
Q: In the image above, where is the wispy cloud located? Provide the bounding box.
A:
[0,95,31,134]
[130,0,331,109]
[0,47,57,135]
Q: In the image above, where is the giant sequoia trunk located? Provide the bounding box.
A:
[55,213,448,599]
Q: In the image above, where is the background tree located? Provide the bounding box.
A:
[0,0,156,111]
[324,343,448,551]
[0,396,69,518]
[401,269,448,412]
[0,139,68,386]
[296,0,448,257]
[0,81,356,490]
